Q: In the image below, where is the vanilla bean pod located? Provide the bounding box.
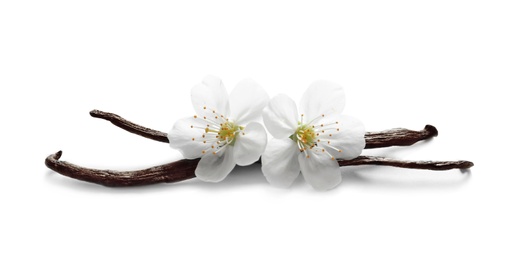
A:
[89,109,439,148]
[46,151,199,186]
[90,110,168,143]
[45,152,472,187]
[44,110,473,187]
[340,156,473,170]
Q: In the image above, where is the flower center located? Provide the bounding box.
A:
[291,124,317,148]
[291,113,342,160]
[190,107,243,155]
[206,121,241,144]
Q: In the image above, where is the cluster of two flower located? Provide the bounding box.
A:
[169,76,365,190]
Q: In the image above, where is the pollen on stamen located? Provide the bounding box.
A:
[202,150,206,154]
[203,106,207,110]
[336,128,340,131]
[211,145,214,149]
[331,157,335,160]
[329,134,332,137]
[203,116,207,119]
[306,155,310,158]
[317,139,321,142]
[338,149,343,153]
[203,141,206,144]
[321,149,325,152]
[193,115,197,118]
[328,141,331,144]
[212,110,216,113]
[213,151,217,155]
[321,114,325,117]
[190,125,194,128]
[242,132,246,136]
[192,138,195,141]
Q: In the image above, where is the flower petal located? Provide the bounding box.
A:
[299,80,345,122]
[229,78,270,125]
[233,122,268,166]
[168,117,208,159]
[298,150,341,190]
[261,138,301,188]
[195,145,236,182]
[315,114,365,160]
[191,75,231,118]
[262,94,299,139]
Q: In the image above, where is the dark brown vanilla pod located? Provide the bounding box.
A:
[45,151,199,187]
[45,151,472,187]
[90,110,169,143]
[88,109,439,149]
[44,110,473,187]
[339,156,473,170]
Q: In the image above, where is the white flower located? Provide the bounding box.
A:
[261,81,365,190]
[168,75,269,182]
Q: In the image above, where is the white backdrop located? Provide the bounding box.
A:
[1,1,529,259]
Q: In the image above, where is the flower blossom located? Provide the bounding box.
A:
[168,76,269,182]
[261,81,365,190]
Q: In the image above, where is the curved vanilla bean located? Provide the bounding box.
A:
[90,110,169,143]
[364,125,438,148]
[338,156,473,170]
[45,151,199,187]
[45,152,473,187]
[90,109,438,148]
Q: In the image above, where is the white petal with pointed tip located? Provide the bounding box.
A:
[299,80,345,121]
[261,138,301,188]
[315,114,365,160]
[195,146,236,182]
[191,75,231,118]
[168,117,208,159]
[233,122,268,166]
[229,78,270,126]
[298,150,342,190]
[262,94,299,139]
